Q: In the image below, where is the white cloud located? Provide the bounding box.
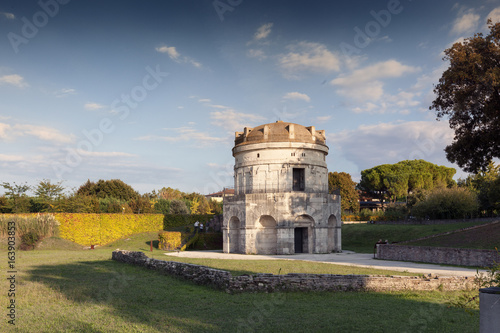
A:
[279,41,341,79]
[0,154,23,162]
[156,44,202,68]
[135,127,226,145]
[0,123,11,139]
[254,23,273,41]
[0,74,28,88]
[13,124,74,144]
[451,9,480,35]
[210,109,266,133]
[282,92,311,102]
[316,115,332,123]
[54,88,76,97]
[198,98,212,103]
[486,7,500,25]
[84,102,105,110]
[247,49,266,60]
[330,60,419,101]
[328,120,455,170]
[1,12,15,19]
[75,150,136,158]
[156,45,180,60]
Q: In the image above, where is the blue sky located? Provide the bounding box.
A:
[0,0,499,195]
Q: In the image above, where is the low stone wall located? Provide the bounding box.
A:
[112,250,474,293]
[373,217,499,225]
[377,244,500,267]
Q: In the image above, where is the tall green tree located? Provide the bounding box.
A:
[359,160,456,203]
[76,179,139,201]
[431,21,500,173]
[328,172,359,213]
[34,179,65,200]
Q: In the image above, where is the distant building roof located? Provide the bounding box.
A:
[206,188,235,198]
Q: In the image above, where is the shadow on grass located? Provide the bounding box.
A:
[25,259,479,332]
[144,239,160,249]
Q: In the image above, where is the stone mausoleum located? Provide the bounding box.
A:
[223,121,341,255]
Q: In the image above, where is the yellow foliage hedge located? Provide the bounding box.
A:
[56,213,163,246]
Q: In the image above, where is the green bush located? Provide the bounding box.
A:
[412,187,479,219]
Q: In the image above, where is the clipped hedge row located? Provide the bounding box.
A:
[56,213,163,246]
[163,214,214,230]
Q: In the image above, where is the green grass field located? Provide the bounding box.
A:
[0,231,481,332]
[342,220,495,253]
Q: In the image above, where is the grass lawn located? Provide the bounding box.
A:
[342,221,494,253]
[0,232,480,332]
[405,222,500,250]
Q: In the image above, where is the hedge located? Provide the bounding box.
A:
[190,232,223,250]
[163,214,214,230]
[56,213,163,246]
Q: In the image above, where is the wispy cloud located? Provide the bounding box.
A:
[0,154,23,162]
[210,109,266,133]
[13,124,75,144]
[54,88,76,97]
[0,74,28,88]
[84,102,105,110]
[1,12,15,19]
[156,44,202,68]
[486,7,500,26]
[254,23,273,41]
[330,59,419,101]
[135,127,225,145]
[278,41,341,79]
[75,150,136,158]
[247,49,266,60]
[451,8,480,35]
[329,120,455,169]
[282,92,311,102]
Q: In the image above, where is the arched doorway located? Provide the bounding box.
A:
[255,215,277,254]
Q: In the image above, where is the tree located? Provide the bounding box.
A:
[328,172,360,213]
[76,179,139,201]
[458,161,500,216]
[358,160,456,203]
[1,181,31,213]
[169,199,189,215]
[35,179,65,200]
[431,21,500,173]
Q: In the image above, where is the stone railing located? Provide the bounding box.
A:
[112,250,474,293]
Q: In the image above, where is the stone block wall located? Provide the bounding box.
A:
[112,250,475,293]
[377,244,500,267]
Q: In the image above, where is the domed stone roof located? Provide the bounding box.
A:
[234,121,326,146]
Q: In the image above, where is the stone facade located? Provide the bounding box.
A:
[377,244,500,267]
[223,121,341,255]
[112,250,475,293]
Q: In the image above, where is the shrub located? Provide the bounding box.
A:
[0,214,59,249]
[411,187,479,219]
